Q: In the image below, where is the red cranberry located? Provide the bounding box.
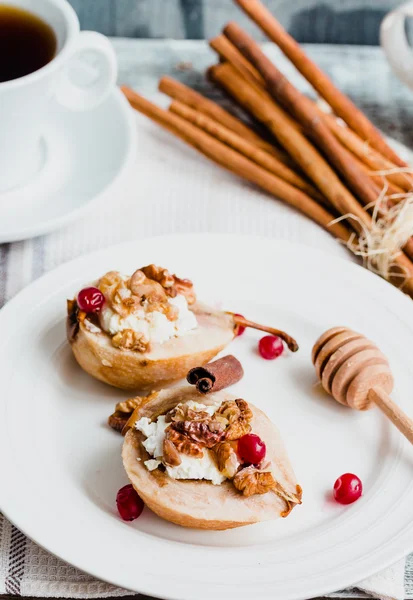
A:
[235,314,246,336]
[258,335,283,360]
[116,484,144,521]
[333,473,362,505]
[77,287,105,313]
[237,433,266,465]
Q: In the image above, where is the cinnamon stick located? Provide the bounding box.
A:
[122,86,413,296]
[319,110,413,193]
[169,99,329,208]
[209,63,413,274]
[121,85,350,241]
[210,39,411,194]
[187,355,244,393]
[224,22,383,209]
[350,152,404,196]
[234,0,407,168]
[159,76,282,159]
[210,34,264,89]
[209,63,371,231]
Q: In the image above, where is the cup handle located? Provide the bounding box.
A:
[380,1,413,90]
[55,31,117,111]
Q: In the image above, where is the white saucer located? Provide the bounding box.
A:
[0,87,136,243]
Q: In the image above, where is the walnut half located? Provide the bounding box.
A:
[233,465,276,497]
[233,465,302,516]
[163,439,182,467]
[165,426,204,458]
[212,441,239,479]
[108,396,142,434]
[216,399,253,441]
[172,420,225,449]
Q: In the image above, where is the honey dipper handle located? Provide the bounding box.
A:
[368,386,413,445]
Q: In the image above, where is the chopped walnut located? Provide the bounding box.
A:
[233,465,276,497]
[171,275,196,305]
[108,411,129,433]
[129,269,167,304]
[111,329,149,352]
[165,427,204,458]
[145,300,179,322]
[233,465,302,514]
[165,404,210,423]
[274,481,303,517]
[141,264,175,289]
[108,397,142,435]
[99,271,132,317]
[163,438,182,467]
[172,420,225,448]
[115,396,142,414]
[217,399,253,441]
[212,441,239,479]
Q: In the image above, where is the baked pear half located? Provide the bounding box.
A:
[67,264,298,391]
[122,386,302,530]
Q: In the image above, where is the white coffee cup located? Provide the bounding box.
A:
[0,0,117,192]
[381,1,413,92]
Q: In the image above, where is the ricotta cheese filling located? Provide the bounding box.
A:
[99,293,197,344]
[135,400,230,486]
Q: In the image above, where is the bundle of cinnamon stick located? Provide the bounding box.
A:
[121,0,413,299]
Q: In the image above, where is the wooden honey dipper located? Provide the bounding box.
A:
[312,326,413,444]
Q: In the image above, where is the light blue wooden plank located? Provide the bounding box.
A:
[181,0,204,39]
[68,0,114,36]
[113,0,184,38]
[67,0,405,45]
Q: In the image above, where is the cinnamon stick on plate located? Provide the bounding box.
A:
[121,85,350,241]
[234,0,407,168]
[187,355,244,394]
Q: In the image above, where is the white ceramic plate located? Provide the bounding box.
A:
[0,86,135,243]
[1,234,413,600]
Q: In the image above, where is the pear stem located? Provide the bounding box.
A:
[232,315,299,352]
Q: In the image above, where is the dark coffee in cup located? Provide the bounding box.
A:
[0,5,57,82]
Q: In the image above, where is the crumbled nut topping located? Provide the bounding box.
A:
[112,329,150,352]
[70,264,196,352]
[172,419,225,449]
[165,427,204,458]
[212,441,239,479]
[233,465,276,497]
[233,465,302,515]
[99,271,134,318]
[108,411,129,433]
[108,397,142,434]
[140,265,196,305]
[129,269,167,304]
[108,393,301,509]
[216,399,253,441]
[141,264,175,289]
[163,438,182,467]
[165,404,210,423]
[115,397,142,414]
